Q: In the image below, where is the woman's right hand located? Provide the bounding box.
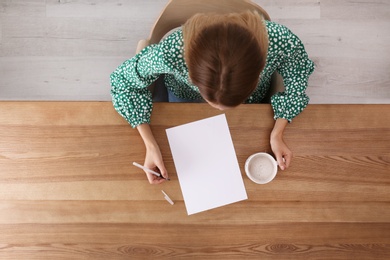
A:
[137,123,169,184]
[144,143,168,184]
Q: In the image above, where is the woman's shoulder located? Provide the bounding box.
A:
[153,28,187,70]
[264,20,304,54]
[265,20,294,38]
[159,28,185,54]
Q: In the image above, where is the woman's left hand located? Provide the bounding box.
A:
[270,135,292,170]
[270,118,292,170]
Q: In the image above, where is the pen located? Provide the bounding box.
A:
[132,162,170,181]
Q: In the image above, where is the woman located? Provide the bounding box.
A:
[110,11,315,184]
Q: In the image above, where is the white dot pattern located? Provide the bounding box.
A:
[110,21,315,127]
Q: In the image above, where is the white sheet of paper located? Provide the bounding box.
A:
[166,114,247,215]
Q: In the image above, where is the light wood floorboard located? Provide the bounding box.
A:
[0,0,389,103]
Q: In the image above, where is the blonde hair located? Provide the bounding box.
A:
[182,11,268,106]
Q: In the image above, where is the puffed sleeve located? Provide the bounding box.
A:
[110,45,165,128]
[270,28,315,122]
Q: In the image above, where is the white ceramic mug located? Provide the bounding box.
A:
[245,152,278,184]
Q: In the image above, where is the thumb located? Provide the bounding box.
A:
[156,161,169,179]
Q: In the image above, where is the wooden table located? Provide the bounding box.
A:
[0,102,389,259]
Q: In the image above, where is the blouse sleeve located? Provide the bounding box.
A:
[270,28,315,122]
[110,44,168,128]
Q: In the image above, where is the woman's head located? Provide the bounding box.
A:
[183,11,268,108]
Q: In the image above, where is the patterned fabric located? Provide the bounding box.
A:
[110,21,315,128]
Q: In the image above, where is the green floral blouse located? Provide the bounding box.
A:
[110,20,315,128]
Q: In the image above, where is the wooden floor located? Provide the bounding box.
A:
[0,102,389,259]
[0,0,389,103]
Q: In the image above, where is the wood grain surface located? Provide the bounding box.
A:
[0,102,389,259]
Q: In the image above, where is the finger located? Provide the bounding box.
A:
[145,172,155,184]
[155,162,169,180]
[145,172,165,185]
[275,153,286,170]
[283,151,293,169]
[153,178,165,184]
[143,161,167,181]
